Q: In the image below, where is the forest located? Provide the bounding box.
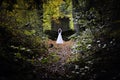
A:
[0,0,120,80]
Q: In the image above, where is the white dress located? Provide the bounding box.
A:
[56,30,63,44]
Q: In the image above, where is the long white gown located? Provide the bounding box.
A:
[56,31,63,44]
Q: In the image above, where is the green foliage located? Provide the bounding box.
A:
[43,0,73,30]
[40,52,60,64]
[72,1,104,56]
[71,7,98,55]
[71,0,114,58]
[0,0,47,70]
[67,1,120,79]
[0,1,49,80]
[24,30,36,35]
[71,28,94,55]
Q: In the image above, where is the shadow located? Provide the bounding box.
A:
[45,29,75,41]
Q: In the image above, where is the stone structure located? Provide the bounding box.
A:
[51,17,70,32]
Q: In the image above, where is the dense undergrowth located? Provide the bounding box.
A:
[0,1,48,80]
[0,0,120,80]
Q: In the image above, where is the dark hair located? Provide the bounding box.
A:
[58,28,62,33]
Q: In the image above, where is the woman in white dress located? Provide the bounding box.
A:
[56,28,64,44]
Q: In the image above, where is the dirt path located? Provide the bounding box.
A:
[48,39,73,62]
[47,39,74,74]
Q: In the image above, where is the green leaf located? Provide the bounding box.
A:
[31,30,36,34]
[24,30,32,35]
[24,30,36,35]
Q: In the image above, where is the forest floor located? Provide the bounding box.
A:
[46,39,74,75]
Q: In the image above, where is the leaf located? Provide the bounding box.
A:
[31,30,36,34]
[15,53,22,59]
[24,30,36,36]
[24,30,32,35]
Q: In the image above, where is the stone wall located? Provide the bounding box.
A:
[51,17,70,32]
